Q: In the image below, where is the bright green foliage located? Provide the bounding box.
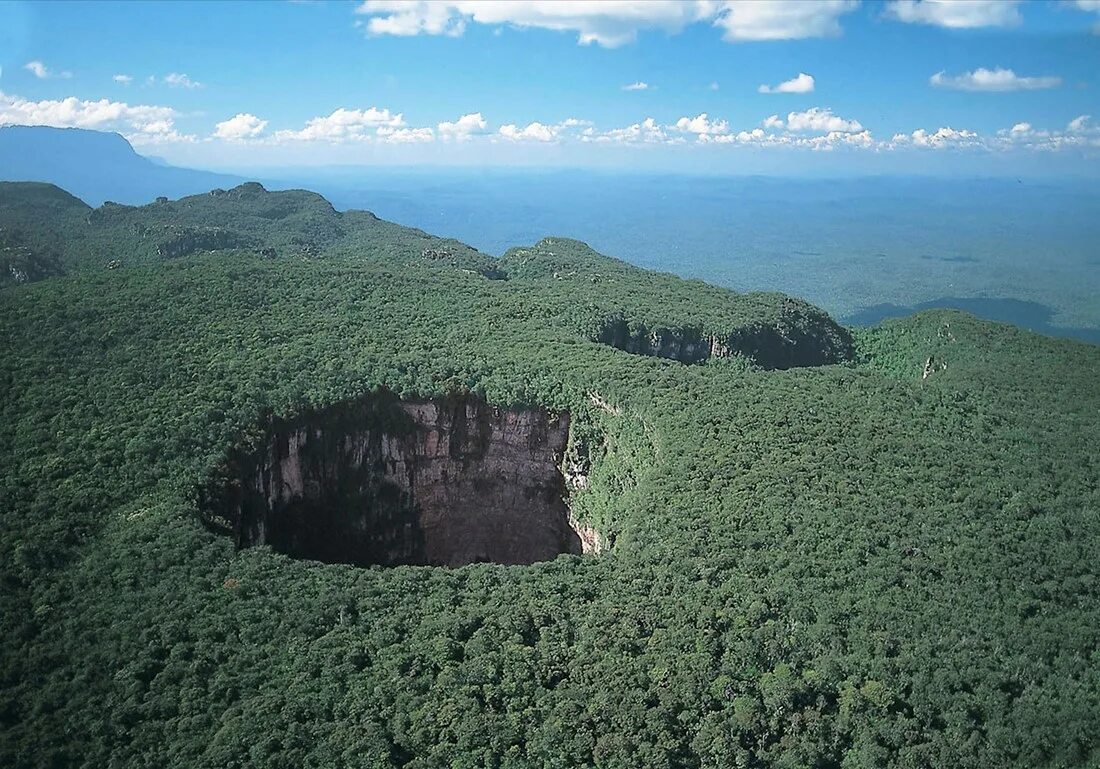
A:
[1,183,1098,769]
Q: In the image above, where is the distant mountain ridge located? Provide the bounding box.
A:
[0,125,244,206]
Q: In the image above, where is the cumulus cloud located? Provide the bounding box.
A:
[163,72,202,89]
[355,1,858,47]
[437,112,487,141]
[213,113,267,141]
[622,81,649,91]
[590,111,876,150]
[376,125,434,143]
[700,125,876,151]
[274,107,405,142]
[930,68,1061,92]
[758,72,815,94]
[113,74,133,85]
[884,0,1021,28]
[994,116,1100,152]
[0,90,191,143]
[782,107,863,133]
[584,117,671,144]
[673,113,729,135]
[24,61,71,80]
[498,121,558,142]
[713,0,858,41]
[891,126,982,149]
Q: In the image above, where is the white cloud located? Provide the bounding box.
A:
[164,72,202,89]
[673,113,729,135]
[213,113,268,141]
[893,126,982,149]
[758,72,815,94]
[355,0,713,47]
[437,112,487,140]
[884,0,1021,28]
[704,124,877,151]
[585,117,671,144]
[0,90,193,144]
[713,0,858,41]
[355,0,468,37]
[274,107,405,142]
[1068,115,1093,133]
[355,1,858,47]
[783,107,863,133]
[930,68,1061,92]
[1,89,169,132]
[376,125,434,143]
[498,121,558,142]
[24,61,71,80]
[622,81,649,91]
[762,114,785,129]
[993,116,1100,152]
[113,74,133,85]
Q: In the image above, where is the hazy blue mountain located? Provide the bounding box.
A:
[0,125,243,206]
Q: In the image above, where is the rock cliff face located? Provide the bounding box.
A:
[156,226,248,259]
[200,393,591,567]
[596,306,855,369]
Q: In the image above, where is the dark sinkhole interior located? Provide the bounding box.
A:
[199,392,596,567]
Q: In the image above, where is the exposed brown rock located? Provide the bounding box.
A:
[200,393,596,568]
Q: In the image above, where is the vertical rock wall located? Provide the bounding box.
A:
[201,393,590,567]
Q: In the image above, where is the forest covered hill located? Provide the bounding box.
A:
[1,182,1098,769]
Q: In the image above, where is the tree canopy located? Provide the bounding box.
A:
[1,182,1098,769]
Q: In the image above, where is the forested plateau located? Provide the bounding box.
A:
[1,182,1098,769]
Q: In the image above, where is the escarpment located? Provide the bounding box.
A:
[200,392,597,567]
[498,238,854,369]
[596,304,855,369]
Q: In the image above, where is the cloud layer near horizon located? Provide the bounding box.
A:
[4,90,1097,159]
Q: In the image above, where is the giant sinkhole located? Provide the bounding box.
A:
[199,391,599,567]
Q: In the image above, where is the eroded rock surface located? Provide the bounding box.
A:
[201,392,591,567]
[596,305,855,369]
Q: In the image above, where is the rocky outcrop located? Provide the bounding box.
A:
[596,303,855,370]
[597,320,726,365]
[156,226,248,259]
[0,228,65,288]
[200,392,594,567]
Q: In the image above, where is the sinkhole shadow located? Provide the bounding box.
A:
[844,296,1100,346]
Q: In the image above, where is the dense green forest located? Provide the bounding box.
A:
[1,182,1098,768]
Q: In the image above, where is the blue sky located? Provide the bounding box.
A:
[1,0,1099,175]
